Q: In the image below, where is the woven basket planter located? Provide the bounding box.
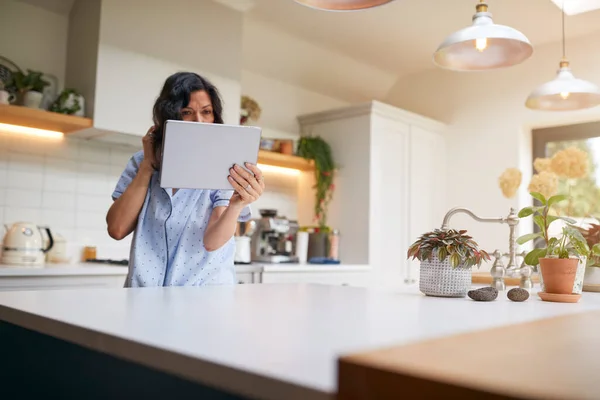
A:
[419,254,471,298]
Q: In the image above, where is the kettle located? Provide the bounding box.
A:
[1,222,54,266]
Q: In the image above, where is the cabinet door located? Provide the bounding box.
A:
[408,126,446,282]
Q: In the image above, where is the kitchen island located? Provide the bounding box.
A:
[1,284,599,399]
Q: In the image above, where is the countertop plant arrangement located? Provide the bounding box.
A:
[517,192,599,296]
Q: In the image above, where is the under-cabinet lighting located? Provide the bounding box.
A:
[257,163,301,176]
[0,123,64,139]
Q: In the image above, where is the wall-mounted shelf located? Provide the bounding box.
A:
[258,150,314,171]
[0,104,93,133]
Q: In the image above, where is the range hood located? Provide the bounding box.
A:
[65,0,244,147]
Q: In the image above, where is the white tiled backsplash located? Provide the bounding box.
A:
[0,130,299,263]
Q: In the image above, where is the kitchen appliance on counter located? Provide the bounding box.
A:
[1,222,54,266]
[250,209,299,263]
[234,220,256,265]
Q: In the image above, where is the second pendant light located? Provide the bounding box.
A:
[433,1,533,71]
[525,5,600,111]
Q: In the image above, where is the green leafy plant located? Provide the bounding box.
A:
[10,69,50,94]
[297,136,335,228]
[407,229,491,268]
[517,192,597,266]
[49,88,82,115]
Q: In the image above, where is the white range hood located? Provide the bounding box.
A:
[65,0,245,147]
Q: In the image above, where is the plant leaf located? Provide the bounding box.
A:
[518,207,536,218]
[524,248,547,266]
[547,215,577,225]
[516,232,543,245]
[547,194,569,208]
[530,192,547,205]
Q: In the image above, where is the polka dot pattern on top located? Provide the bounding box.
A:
[112,151,252,287]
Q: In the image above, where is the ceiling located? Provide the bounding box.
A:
[14,0,600,102]
[17,0,75,15]
[246,0,600,76]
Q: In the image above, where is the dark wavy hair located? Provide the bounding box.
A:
[151,72,224,162]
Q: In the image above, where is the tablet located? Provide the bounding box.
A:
[159,120,262,190]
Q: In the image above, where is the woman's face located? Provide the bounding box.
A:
[180,90,215,123]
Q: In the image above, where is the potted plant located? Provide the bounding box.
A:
[297,135,336,258]
[517,192,592,295]
[10,69,50,108]
[576,220,600,287]
[407,228,490,297]
[49,88,85,116]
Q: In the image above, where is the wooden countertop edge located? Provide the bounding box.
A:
[337,309,600,400]
[0,305,331,400]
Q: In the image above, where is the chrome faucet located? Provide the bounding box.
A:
[441,207,520,291]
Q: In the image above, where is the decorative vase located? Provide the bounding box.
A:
[583,266,600,287]
[419,254,471,298]
[538,257,578,294]
[23,91,44,108]
[539,257,584,294]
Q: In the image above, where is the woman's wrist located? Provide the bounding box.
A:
[226,202,245,216]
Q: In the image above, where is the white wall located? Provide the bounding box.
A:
[0,131,132,261]
[0,0,68,91]
[241,69,349,135]
[386,30,600,263]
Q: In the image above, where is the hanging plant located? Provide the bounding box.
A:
[297,136,335,229]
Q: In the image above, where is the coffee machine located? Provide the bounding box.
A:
[250,209,299,263]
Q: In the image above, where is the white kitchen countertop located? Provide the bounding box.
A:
[0,283,599,400]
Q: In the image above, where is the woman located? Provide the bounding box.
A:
[106,72,264,287]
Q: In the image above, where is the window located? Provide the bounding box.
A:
[532,121,600,239]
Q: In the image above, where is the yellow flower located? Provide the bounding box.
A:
[533,158,552,173]
[498,168,522,198]
[528,171,558,199]
[550,147,589,179]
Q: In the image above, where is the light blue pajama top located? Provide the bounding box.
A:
[112,151,252,287]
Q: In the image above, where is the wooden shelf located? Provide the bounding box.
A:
[257,150,314,171]
[0,104,93,134]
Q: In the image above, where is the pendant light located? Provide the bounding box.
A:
[433,1,533,71]
[294,0,394,11]
[525,5,600,111]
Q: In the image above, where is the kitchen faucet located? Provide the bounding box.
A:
[441,207,520,291]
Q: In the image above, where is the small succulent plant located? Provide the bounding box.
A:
[407,229,491,268]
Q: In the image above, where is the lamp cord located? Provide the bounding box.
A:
[562,1,566,59]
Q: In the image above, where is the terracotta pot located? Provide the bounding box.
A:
[539,257,578,294]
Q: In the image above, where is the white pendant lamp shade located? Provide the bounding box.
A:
[433,2,533,71]
[526,60,600,111]
[294,0,394,11]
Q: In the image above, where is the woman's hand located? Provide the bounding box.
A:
[141,126,158,171]
[228,163,265,208]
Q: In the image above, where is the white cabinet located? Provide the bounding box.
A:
[234,265,262,284]
[298,101,446,286]
[260,265,371,287]
[0,266,127,291]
